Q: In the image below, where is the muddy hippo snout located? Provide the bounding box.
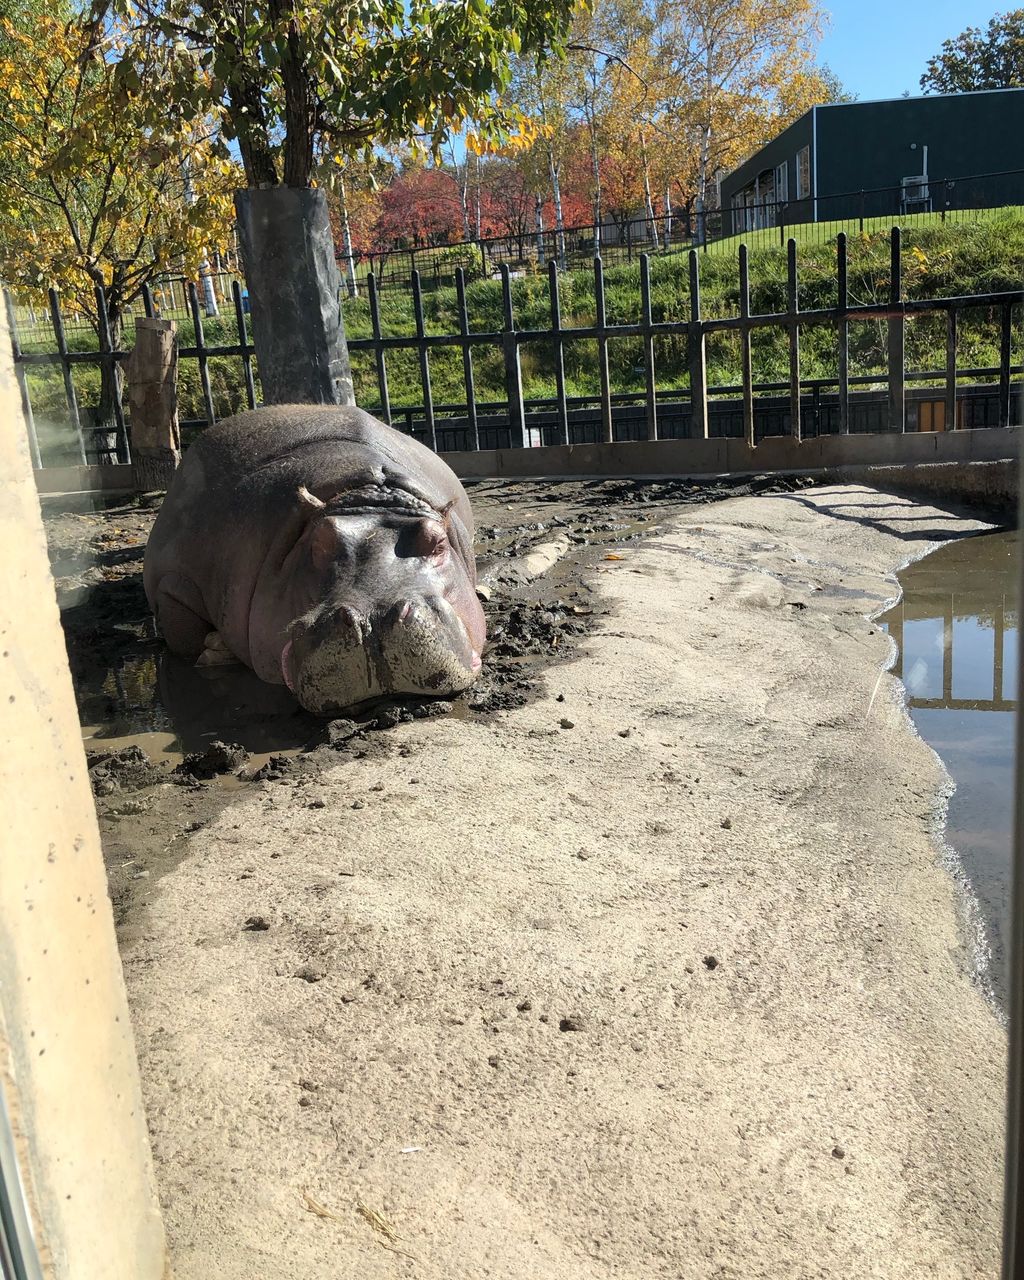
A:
[282,590,483,716]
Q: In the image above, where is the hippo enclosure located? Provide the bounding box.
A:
[45,467,1010,1279]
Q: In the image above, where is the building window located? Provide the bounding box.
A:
[774,161,789,205]
[796,146,810,200]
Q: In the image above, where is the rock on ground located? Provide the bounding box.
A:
[125,486,1005,1279]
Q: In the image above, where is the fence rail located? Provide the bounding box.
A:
[8,227,1022,474]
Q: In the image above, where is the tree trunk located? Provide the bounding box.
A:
[547,146,566,271]
[589,120,602,252]
[535,196,545,266]
[663,186,673,251]
[640,133,656,244]
[339,176,359,299]
[234,187,354,406]
[472,153,482,241]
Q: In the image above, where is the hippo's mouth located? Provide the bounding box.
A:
[323,483,442,520]
[281,597,480,715]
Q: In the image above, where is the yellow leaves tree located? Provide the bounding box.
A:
[0,10,237,421]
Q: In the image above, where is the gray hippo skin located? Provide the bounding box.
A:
[143,406,485,714]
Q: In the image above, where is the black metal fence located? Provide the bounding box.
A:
[8,227,1023,472]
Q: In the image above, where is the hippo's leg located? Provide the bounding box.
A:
[195,630,240,667]
[151,572,213,662]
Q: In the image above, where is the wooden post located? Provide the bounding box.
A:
[125,317,180,492]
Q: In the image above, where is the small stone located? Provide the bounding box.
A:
[516,999,532,1013]
[720,817,732,830]
[294,966,324,984]
[559,718,575,730]
[132,870,150,880]
[475,583,493,602]
[369,782,385,792]
[575,849,591,860]
[374,706,403,729]
[832,1145,846,1160]
[617,728,631,738]
[703,955,719,970]
[351,800,365,810]
[298,1078,318,1092]
[307,799,326,809]
[559,1016,584,1032]
[298,1095,313,1107]
[243,916,271,932]
[487,1054,500,1067]
[556,693,565,702]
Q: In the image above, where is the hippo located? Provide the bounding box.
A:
[143,405,486,715]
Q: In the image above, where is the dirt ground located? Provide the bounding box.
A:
[48,481,1006,1278]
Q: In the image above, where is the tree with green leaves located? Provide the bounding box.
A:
[0,7,236,434]
[99,0,584,405]
[921,9,1024,93]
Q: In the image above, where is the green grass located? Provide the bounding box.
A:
[18,210,1024,463]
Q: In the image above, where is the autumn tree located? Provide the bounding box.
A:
[0,10,235,429]
[104,0,583,406]
[920,10,1024,92]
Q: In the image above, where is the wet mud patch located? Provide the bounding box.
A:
[44,472,816,928]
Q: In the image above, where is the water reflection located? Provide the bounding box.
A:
[880,529,1017,1001]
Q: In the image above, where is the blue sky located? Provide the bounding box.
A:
[818,0,999,100]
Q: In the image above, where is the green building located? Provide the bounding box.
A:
[718,88,1024,233]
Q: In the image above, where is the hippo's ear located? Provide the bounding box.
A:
[297,485,325,513]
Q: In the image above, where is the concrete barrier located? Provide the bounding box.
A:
[1,310,168,1276]
[443,426,1020,482]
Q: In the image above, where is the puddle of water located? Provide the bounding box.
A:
[879,529,1017,1000]
[77,649,320,774]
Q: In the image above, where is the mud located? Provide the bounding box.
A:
[43,473,816,932]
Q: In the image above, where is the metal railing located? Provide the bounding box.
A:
[8,227,1023,470]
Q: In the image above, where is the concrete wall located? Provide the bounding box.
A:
[0,310,168,1275]
[443,426,1020,482]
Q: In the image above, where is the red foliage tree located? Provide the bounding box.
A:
[373,168,465,248]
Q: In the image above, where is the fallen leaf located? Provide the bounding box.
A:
[603,553,624,561]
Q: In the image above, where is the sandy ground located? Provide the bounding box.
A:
[120,485,1006,1279]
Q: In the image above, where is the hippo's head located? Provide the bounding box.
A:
[277,485,485,715]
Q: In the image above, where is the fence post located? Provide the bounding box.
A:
[411,270,436,451]
[187,282,217,427]
[548,260,569,447]
[125,317,180,491]
[95,285,130,464]
[594,257,613,444]
[640,254,658,442]
[47,288,87,464]
[367,273,391,425]
[887,227,905,432]
[231,280,258,410]
[500,264,526,449]
[738,244,755,448]
[837,232,850,434]
[1000,303,1014,428]
[859,190,865,234]
[787,238,802,442]
[945,308,958,430]
[688,250,709,439]
[454,268,479,451]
